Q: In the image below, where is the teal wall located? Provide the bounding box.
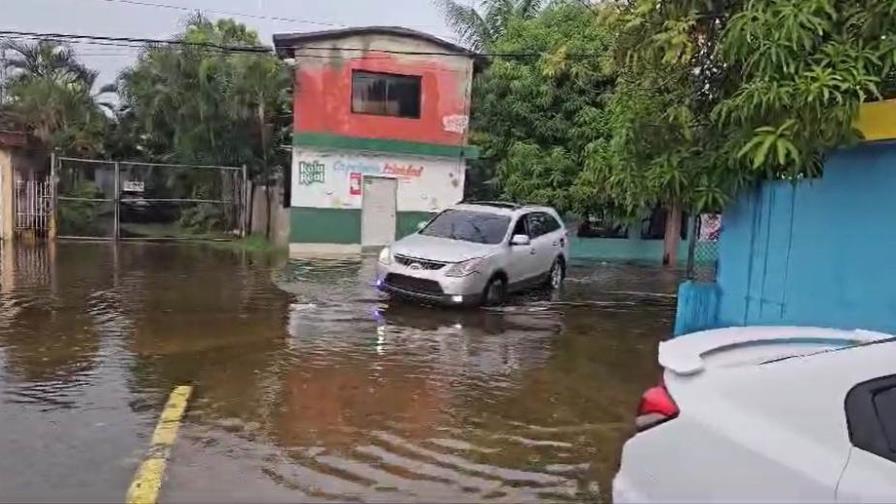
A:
[569,235,693,263]
[676,142,896,336]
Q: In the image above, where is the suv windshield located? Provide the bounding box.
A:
[420,209,510,245]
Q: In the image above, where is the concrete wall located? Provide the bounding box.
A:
[292,33,474,147]
[250,184,290,248]
[676,141,896,335]
[0,149,14,241]
[569,235,694,263]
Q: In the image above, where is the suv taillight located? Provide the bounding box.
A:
[635,384,679,431]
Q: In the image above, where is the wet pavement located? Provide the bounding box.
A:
[0,242,680,502]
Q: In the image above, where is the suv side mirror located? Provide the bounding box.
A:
[511,234,531,246]
[416,221,427,231]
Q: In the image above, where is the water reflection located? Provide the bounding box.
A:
[0,242,677,502]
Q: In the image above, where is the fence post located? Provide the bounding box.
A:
[686,213,699,279]
[241,164,248,238]
[114,161,120,241]
[48,152,57,240]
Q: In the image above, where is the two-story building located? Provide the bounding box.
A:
[273,27,479,254]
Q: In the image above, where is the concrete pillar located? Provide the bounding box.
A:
[0,149,14,242]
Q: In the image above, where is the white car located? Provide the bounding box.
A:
[376,202,569,306]
[614,326,896,503]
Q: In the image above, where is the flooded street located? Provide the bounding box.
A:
[0,242,679,502]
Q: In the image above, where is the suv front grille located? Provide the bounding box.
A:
[384,273,444,295]
[393,254,447,271]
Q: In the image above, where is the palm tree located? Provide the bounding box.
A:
[1,39,114,155]
[435,0,548,51]
[3,40,95,86]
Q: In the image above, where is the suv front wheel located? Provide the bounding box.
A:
[482,276,507,306]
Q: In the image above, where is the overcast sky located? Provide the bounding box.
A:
[4,0,457,84]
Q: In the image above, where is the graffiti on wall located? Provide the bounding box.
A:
[297,160,326,185]
[442,115,469,134]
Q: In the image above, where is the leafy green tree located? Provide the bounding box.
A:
[470,2,616,212]
[717,0,896,175]
[117,16,292,236]
[580,0,896,264]
[1,40,114,155]
[436,0,548,51]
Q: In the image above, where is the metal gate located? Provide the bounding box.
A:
[14,175,52,238]
[54,156,247,240]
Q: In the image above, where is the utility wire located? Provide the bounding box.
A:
[97,0,345,28]
[93,0,461,40]
[0,30,270,53]
[0,29,605,60]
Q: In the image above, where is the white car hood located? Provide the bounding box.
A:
[391,233,498,263]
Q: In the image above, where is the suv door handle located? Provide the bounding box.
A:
[529,248,537,255]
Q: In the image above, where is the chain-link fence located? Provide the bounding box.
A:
[55,156,247,240]
[686,213,721,282]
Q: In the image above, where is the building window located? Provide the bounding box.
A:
[351,71,422,119]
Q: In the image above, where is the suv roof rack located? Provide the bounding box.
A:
[461,200,521,209]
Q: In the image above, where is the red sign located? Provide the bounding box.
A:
[350,172,362,195]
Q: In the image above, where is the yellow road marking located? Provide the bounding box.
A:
[126,385,193,504]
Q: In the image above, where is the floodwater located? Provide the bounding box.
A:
[0,242,680,503]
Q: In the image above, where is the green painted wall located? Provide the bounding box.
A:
[293,133,480,159]
[396,211,435,239]
[291,208,436,244]
[290,207,361,244]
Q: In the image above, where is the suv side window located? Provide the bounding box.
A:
[542,213,562,234]
[511,215,530,237]
[845,375,896,462]
[527,212,561,238]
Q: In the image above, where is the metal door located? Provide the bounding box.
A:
[361,176,397,247]
[527,213,558,275]
[506,213,539,285]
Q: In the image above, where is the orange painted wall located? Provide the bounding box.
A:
[294,53,471,146]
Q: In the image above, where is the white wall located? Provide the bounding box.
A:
[291,149,465,213]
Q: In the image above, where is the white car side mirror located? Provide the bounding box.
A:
[511,234,531,246]
[416,221,428,231]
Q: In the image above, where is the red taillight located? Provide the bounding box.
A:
[635,384,679,431]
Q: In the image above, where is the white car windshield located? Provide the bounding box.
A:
[420,209,511,245]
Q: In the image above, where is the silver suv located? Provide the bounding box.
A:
[376,202,569,306]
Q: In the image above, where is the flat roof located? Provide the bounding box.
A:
[272,26,477,59]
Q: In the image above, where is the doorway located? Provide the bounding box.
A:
[361,176,397,247]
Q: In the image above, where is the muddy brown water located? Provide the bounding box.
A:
[0,242,680,502]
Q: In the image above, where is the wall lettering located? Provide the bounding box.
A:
[383,163,424,178]
[297,160,326,185]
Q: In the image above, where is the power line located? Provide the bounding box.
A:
[0,30,270,53]
[0,29,605,60]
[93,0,461,40]
[96,0,345,28]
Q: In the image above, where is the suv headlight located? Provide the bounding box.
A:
[378,246,392,265]
[445,257,483,277]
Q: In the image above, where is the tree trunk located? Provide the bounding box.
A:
[662,203,682,267]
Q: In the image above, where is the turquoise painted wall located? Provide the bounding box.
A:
[676,142,896,335]
[569,235,693,263]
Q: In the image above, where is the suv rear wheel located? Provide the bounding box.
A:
[546,258,565,290]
